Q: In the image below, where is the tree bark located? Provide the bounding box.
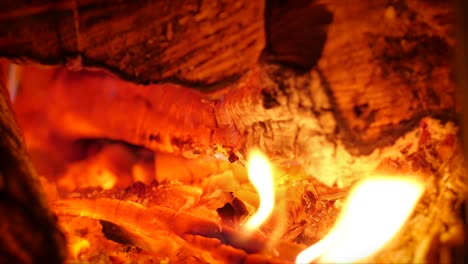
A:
[13,0,456,185]
[0,0,264,91]
[0,64,66,262]
[8,0,456,152]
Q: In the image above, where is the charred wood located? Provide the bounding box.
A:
[0,64,66,263]
[10,1,456,183]
[0,0,264,91]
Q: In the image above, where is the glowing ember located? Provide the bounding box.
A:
[99,169,117,190]
[296,176,424,264]
[244,149,275,231]
[70,239,90,259]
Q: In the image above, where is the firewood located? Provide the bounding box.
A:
[0,65,66,263]
[52,197,305,263]
[7,1,455,187]
[48,122,467,263]
[0,0,264,91]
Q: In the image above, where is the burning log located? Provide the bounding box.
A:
[0,0,265,90]
[9,0,456,186]
[0,64,66,262]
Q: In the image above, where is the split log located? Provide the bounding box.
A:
[0,0,265,91]
[9,0,456,185]
[0,0,456,183]
[0,64,66,262]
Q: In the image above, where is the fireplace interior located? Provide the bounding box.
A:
[0,0,467,263]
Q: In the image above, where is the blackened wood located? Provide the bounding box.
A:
[0,0,265,91]
[13,0,457,179]
[263,0,332,70]
[455,0,468,262]
[0,65,66,263]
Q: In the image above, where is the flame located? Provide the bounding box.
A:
[296,176,424,264]
[244,149,275,231]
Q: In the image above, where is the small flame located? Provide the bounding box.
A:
[296,176,424,264]
[244,149,275,231]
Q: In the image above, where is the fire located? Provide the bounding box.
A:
[244,149,275,231]
[296,176,424,264]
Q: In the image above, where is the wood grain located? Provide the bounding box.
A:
[12,0,458,185]
[316,0,456,154]
[0,0,264,91]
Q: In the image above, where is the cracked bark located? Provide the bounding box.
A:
[6,0,458,185]
[0,0,265,91]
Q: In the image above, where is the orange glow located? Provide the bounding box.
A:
[70,239,90,259]
[99,169,117,190]
[244,149,275,231]
[296,176,424,264]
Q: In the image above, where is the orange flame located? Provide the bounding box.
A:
[244,149,275,231]
[296,176,424,263]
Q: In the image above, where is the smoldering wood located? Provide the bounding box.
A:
[11,0,456,167]
[262,0,332,69]
[0,0,264,91]
[456,0,468,261]
[46,121,467,263]
[316,0,455,155]
[53,197,306,263]
[0,65,66,263]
